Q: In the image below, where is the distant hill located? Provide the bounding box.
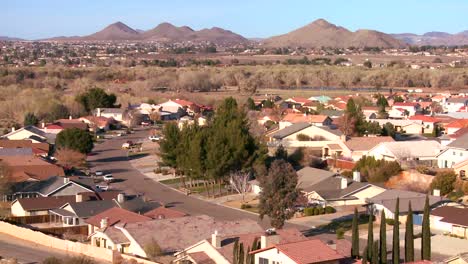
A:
[0,36,25,41]
[263,19,406,48]
[392,30,468,46]
[44,21,248,44]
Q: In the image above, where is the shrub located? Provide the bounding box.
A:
[144,239,163,260]
[304,207,314,216]
[43,257,62,264]
[354,156,401,183]
[386,218,400,226]
[313,208,320,215]
[337,228,345,239]
[296,133,312,141]
[325,206,336,214]
[319,207,325,214]
[431,169,457,195]
[241,204,252,209]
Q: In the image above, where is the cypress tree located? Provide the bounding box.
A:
[238,243,245,264]
[372,240,379,264]
[362,246,369,264]
[246,246,252,264]
[392,198,400,264]
[380,210,387,264]
[367,212,374,260]
[421,196,431,260]
[233,240,239,264]
[351,208,360,259]
[405,202,414,263]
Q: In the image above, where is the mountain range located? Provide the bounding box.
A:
[45,21,248,44]
[3,19,468,47]
[392,31,468,46]
[263,19,406,48]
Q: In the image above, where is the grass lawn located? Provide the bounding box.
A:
[159,177,183,185]
[319,214,371,232]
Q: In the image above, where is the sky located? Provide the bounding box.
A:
[3,0,468,39]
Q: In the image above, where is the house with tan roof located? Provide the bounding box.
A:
[268,123,343,149]
[323,136,394,161]
[368,140,442,166]
[89,215,263,257]
[279,114,332,129]
[174,229,306,264]
[0,155,65,182]
[79,116,115,131]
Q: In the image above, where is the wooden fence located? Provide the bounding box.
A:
[3,214,51,224]
[327,158,356,170]
[40,225,88,236]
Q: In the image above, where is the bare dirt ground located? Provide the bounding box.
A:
[386,170,434,192]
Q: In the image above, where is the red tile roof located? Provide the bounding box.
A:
[282,114,330,124]
[288,97,310,104]
[85,207,151,227]
[252,239,344,264]
[409,115,440,123]
[393,102,419,107]
[173,99,196,107]
[446,119,468,129]
[144,207,187,219]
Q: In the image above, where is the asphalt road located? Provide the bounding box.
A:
[87,129,301,230]
[0,233,80,263]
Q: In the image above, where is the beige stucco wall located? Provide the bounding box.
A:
[254,248,340,264]
[182,240,231,264]
[10,202,27,216]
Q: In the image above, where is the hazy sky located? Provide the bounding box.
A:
[3,0,468,39]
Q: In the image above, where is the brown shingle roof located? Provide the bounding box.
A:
[85,207,152,227]
[0,140,49,153]
[188,252,216,264]
[143,207,187,219]
[1,155,65,182]
[14,195,76,211]
[430,206,468,227]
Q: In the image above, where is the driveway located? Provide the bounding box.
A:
[87,129,302,230]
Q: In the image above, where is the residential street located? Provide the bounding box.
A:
[87,129,295,230]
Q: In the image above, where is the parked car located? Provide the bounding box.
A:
[122,140,134,149]
[103,174,114,182]
[94,171,104,177]
[149,135,161,142]
[141,121,151,126]
[96,184,109,191]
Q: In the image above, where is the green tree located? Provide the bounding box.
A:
[364,60,372,69]
[238,243,245,264]
[258,159,300,229]
[432,124,441,137]
[56,128,94,154]
[75,87,118,113]
[393,96,404,103]
[430,170,457,195]
[233,240,239,264]
[144,239,162,261]
[392,198,400,264]
[381,123,396,138]
[405,202,414,263]
[372,241,379,264]
[362,246,369,264]
[160,122,181,168]
[380,210,387,264]
[421,196,431,261]
[274,145,288,161]
[44,103,71,122]
[351,208,360,259]
[246,97,257,110]
[367,213,374,260]
[344,98,366,136]
[23,112,39,126]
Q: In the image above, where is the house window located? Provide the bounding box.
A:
[460,153,463,157]
[272,261,280,264]
[453,151,456,155]
[460,170,466,178]
[259,258,269,264]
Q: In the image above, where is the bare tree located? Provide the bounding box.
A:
[55,148,87,170]
[229,171,251,202]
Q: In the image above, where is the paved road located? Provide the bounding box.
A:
[0,233,80,263]
[88,129,298,230]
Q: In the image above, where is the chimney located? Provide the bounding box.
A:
[41,122,45,128]
[260,233,280,249]
[211,230,221,248]
[260,235,268,249]
[353,171,361,182]
[100,217,108,228]
[69,115,72,120]
[96,108,101,117]
[433,189,440,197]
[76,193,83,203]
[64,177,70,184]
[11,127,15,132]
[117,193,126,203]
[341,177,348,189]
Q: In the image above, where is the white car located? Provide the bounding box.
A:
[149,135,161,142]
[103,174,114,182]
[96,184,109,191]
[94,171,104,176]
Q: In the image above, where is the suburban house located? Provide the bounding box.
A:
[279,114,333,129]
[174,229,306,264]
[444,97,468,113]
[89,215,263,257]
[430,206,468,238]
[445,253,468,264]
[143,206,188,219]
[1,126,51,143]
[389,102,420,118]
[79,116,115,131]
[250,239,347,264]
[10,195,77,216]
[373,119,426,134]
[268,123,343,149]
[367,140,442,166]
[86,207,152,236]
[408,115,440,134]
[50,193,157,227]
[0,139,49,157]
[284,97,311,108]
[453,158,468,178]
[94,108,125,122]
[40,119,88,134]
[366,189,450,224]
[4,176,97,201]
[325,136,395,161]
[437,134,468,168]
[445,119,468,135]
[0,155,65,182]
[303,172,386,206]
